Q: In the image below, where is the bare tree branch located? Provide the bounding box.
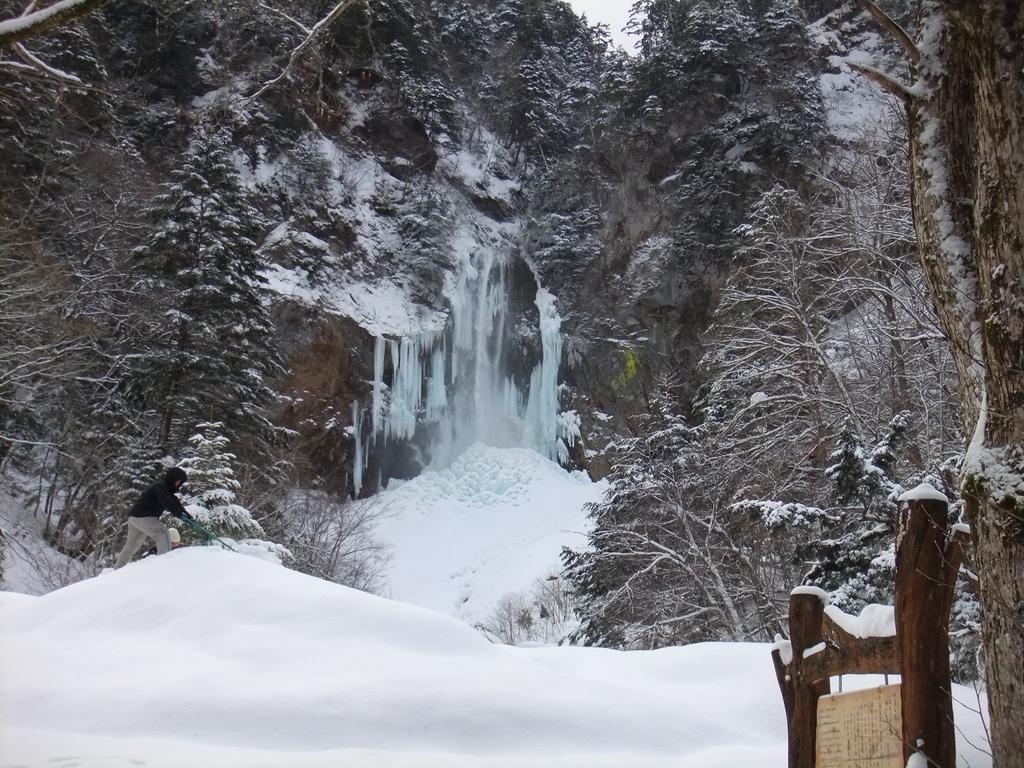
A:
[248,0,365,100]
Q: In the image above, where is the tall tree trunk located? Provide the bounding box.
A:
[905,1,1024,762]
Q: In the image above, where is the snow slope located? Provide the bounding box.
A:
[0,548,992,768]
[0,487,91,596]
[369,444,606,625]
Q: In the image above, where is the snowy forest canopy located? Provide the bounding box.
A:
[0,0,981,677]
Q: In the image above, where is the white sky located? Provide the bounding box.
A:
[565,0,636,50]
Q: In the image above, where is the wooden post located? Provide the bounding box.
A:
[895,488,966,768]
[772,647,794,723]
[773,483,966,768]
[787,589,831,768]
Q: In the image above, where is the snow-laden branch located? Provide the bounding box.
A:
[248,0,365,100]
[258,2,311,35]
[852,0,921,64]
[14,41,82,83]
[0,0,111,48]
[848,63,915,104]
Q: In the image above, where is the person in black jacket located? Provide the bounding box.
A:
[114,467,194,568]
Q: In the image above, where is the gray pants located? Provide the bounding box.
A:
[115,516,170,568]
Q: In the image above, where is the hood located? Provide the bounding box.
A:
[164,466,188,492]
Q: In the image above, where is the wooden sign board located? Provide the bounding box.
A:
[816,684,903,768]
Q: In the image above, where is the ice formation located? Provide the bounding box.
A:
[350,252,576,494]
[351,402,366,496]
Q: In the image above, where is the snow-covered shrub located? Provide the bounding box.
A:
[230,539,293,566]
[176,422,267,544]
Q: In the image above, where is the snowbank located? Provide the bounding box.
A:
[0,547,771,766]
[0,548,992,768]
[369,444,606,624]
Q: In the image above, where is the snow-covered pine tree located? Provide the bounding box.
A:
[127,125,282,458]
[432,0,489,72]
[804,414,910,611]
[562,393,697,649]
[332,0,463,147]
[480,0,604,165]
[622,0,825,289]
[176,422,265,542]
[523,159,604,284]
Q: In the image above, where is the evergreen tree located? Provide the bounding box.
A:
[621,0,824,277]
[432,0,489,70]
[177,422,265,541]
[804,414,909,611]
[481,0,605,164]
[331,0,464,145]
[563,393,698,649]
[524,158,604,282]
[128,126,282,456]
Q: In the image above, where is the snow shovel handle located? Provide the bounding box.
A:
[180,516,237,552]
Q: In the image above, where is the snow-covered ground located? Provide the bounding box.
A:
[370,444,606,625]
[0,548,991,767]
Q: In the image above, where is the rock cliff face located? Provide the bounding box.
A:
[0,0,843,495]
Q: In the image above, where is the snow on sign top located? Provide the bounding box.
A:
[791,585,830,603]
[896,483,949,504]
[824,603,896,639]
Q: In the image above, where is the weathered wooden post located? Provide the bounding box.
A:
[772,481,967,768]
[776,587,831,768]
[895,483,969,768]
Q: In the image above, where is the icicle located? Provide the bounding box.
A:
[351,402,364,497]
[522,287,563,460]
[556,410,581,464]
[371,334,385,437]
[473,253,494,435]
[449,251,477,385]
[426,340,447,422]
[387,336,428,441]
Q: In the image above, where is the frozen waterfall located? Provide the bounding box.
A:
[350,252,577,495]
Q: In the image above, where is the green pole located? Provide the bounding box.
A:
[180,517,237,552]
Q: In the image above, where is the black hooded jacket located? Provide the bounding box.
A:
[129,467,191,520]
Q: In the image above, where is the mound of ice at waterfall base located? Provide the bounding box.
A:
[369,443,606,625]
